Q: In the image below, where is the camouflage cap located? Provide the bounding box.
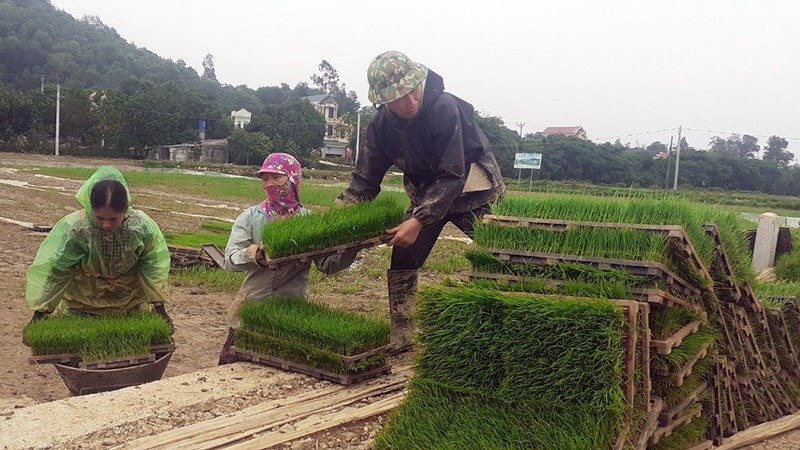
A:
[367,51,428,105]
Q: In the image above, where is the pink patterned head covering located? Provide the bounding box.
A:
[255,153,302,189]
[256,153,303,219]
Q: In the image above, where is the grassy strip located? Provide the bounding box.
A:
[170,266,245,293]
[374,378,621,450]
[200,221,233,233]
[23,312,172,361]
[775,249,800,282]
[164,231,229,248]
[457,277,631,299]
[237,297,389,356]
[261,196,405,258]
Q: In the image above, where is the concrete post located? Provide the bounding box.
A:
[752,212,781,272]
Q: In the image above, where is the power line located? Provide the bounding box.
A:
[682,127,800,142]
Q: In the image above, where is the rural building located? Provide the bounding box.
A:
[149,139,228,163]
[230,108,252,129]
[540,126,588,140]
[302,93,351,158]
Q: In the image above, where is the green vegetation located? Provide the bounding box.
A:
[378,287,627,449]
[649,417,708,450]
[261,196,405,258]
[235,297,389,374]
[23,312,172,361]
[774,250,800,282]
[163,231,228,248]
[650,307,703,341]
[200,221,233,233]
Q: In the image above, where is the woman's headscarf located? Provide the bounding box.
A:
[255,153,302,219]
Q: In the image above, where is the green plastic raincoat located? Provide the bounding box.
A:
[25,166,170,315]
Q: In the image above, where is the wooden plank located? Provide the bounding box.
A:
[80,354,155,369]
[227,393,405,449]
[659,382,707,426]
[686,440,712,450]
[121,366,411,450]
[715,411,800,450]
[263,235,392,269]
[651,321,702,355]
[230,347,391,385]
[636,397,663,450]
[28,343,175,366]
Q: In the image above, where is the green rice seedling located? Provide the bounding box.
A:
[415,287,507,393]
[374,378,622,450]
[261,196,405,258]
[489,194,754,284]
[648,416,708,450]
[774,250,800,282]
[237,297,389,357]
[652,356,713,409]
[171,266,245,293]
[235,328,386,374]
[653,327,716,370]
[23,312,172,361]
[753,281,800,301]
[650,307,704,341]
[463,277,631,300]
[497,295,626,408]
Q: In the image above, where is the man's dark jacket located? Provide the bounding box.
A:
[338,70,505,226]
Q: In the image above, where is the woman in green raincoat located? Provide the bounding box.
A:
[25,166,172,325]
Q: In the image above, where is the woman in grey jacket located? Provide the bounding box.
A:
[218,152,356,364]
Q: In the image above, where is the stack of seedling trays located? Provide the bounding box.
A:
[24,312,174,395]
[259,197,405,269]
[377,194,800,449]
[230,297,391,385]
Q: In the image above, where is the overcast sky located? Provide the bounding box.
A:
[51,0,800,157]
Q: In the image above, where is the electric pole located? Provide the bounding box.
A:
[516,122,525,138]
[672,126,682,190]
[355,110,361,165]
[55,82,60,156]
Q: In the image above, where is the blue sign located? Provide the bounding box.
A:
[198,119,207,131]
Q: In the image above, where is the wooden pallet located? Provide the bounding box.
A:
[659,381,707,426]
[262,235,392,269]
[486,248,701,297]
[653,341,712,386]
[199,243,225,268]
[649,403,702,445]
[168,244,215,268]
[229,346,391,385]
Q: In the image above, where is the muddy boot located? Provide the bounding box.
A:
[387,269,418,355]
[217,327,237,365]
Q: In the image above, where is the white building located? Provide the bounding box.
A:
[230,108,252,129]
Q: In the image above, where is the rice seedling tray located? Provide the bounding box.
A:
[481,215,712,280]
[704,224,745,306]
[651,320,702,355]
[28,343,176,366]
[658,381,707,426]
[168,244,216,268]
[229,346,391,385]
[262,235,392,269]
[200,243,225,268]
[648,403,702,445]
[464,271,704,311]
[653,341,712,386]
[765,307,800,375]
[486,248,701,297]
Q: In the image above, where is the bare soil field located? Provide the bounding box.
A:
[1,152,798,449]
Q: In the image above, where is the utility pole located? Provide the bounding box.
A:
[54,82,61,156]
[664,136,673,189]
[516,122,525,138]
[672,126,682,190]
[40,73,45,94]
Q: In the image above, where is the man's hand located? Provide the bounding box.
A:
[387,218,422,248]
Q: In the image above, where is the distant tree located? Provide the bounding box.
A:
[645,141,668,155]
[309,60,360,117]
[201,54,217,81]
[763,135,793,167]
[474,112,520,177]
[227,128,272,165]
[709,134,759,158]
[248,99,324,166]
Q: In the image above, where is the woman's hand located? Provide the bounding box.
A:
[387,218,422,248]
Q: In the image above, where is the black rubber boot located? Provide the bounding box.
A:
[387,269,418,355]
[217,327,237,365]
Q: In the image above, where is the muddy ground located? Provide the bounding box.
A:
[1,152,798,449]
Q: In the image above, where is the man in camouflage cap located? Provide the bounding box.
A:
[337,50,506,353]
